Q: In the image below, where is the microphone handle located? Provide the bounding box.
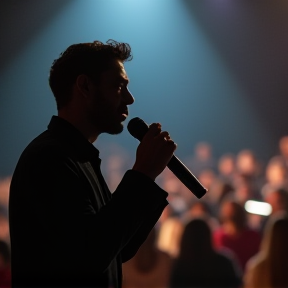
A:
[167,155,207,199]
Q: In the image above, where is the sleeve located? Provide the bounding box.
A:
[23,147,169,273]
[120,199,168,263]
[95,169,169,265]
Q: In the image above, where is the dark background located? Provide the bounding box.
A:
[1,0,288,177]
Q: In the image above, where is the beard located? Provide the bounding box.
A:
[87,89,127,135]
[87,106,125,135]
[104,120,124,135]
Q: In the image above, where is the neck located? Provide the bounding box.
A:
[58,110,99,143]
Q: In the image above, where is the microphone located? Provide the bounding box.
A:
[127,117,207,199]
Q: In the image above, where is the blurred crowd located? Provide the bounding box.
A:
[1,137,288,287]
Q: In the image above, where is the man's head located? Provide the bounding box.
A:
[49,40,132,109]
[49,40,134,138]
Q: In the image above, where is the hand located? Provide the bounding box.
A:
[132,123,177,180]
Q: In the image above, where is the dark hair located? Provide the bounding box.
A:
[0,240,10,264]
[49,39,132,110]
[261,213,288,287]
[219,200,247,230]
[178,218,213,260]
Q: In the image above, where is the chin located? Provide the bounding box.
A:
[106,123,124,135]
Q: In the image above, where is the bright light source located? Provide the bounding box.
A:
[244,200,272,216]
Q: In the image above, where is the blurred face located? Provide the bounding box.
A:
[236,151,257,175]
[190,202,207,217]
[235,182,251,203]
[220,202,234,220]
[196,143,211,160]
[198,169,215,189]
[266,163,286,184]
[87,59,134,135]
[280,136,288,158]
[218,155,235,176]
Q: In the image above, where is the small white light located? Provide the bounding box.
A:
[244,200,272,216]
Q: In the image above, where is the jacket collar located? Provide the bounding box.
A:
[47,115,100,163]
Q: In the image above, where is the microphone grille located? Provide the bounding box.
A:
[127,117,149,141]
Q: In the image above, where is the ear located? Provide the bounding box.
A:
[75,74,92,97]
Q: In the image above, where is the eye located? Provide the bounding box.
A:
[118,83,127,91]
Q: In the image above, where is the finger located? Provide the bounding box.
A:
[143,123,161,140]
[155,132,177,149]
[157,131,171,140]
[165,139,177,153]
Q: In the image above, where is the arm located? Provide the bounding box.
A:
[120,198,168,263]
[20,148,168,273]
[10,122,175,277]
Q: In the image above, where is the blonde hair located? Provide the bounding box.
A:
[261,212,288,287]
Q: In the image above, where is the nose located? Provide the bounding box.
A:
[123,87,135,105]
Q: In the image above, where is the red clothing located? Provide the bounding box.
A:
[0,267,11,288]
[213,228,261,272]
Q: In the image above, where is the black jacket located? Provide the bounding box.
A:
[9,116,168,288]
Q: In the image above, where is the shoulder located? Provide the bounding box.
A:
[14,129,78,173]
[215,250,236,264]
[20,130,68,159]
[10,130,81,189]
[245,252,265,272]
[243,253,267,288]
[215,249,243,276]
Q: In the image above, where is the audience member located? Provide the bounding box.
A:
[235,150,261,178]
[258,188,288,235]
[181,200,219,231]
[0,177,10,207]
[99,143,132,192]
[278,135,288,169]
[185,141,216,178]
[169,218,242,288]
[243,213,288,288]
[156,208,184,258]
[207,155,236,217]
[213,200,261,273]
[261,156,288,197]
[160,168,191,216]
[156,205,174,229]
[0,205,9,243]
[234,149,264,199]
[0,240,11,288]
[122,227,172,288]
[217,153,236,187]
[232,174,258,206]
[265,189,288,215]
[197,169,217,194]
[196,169,219,210]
